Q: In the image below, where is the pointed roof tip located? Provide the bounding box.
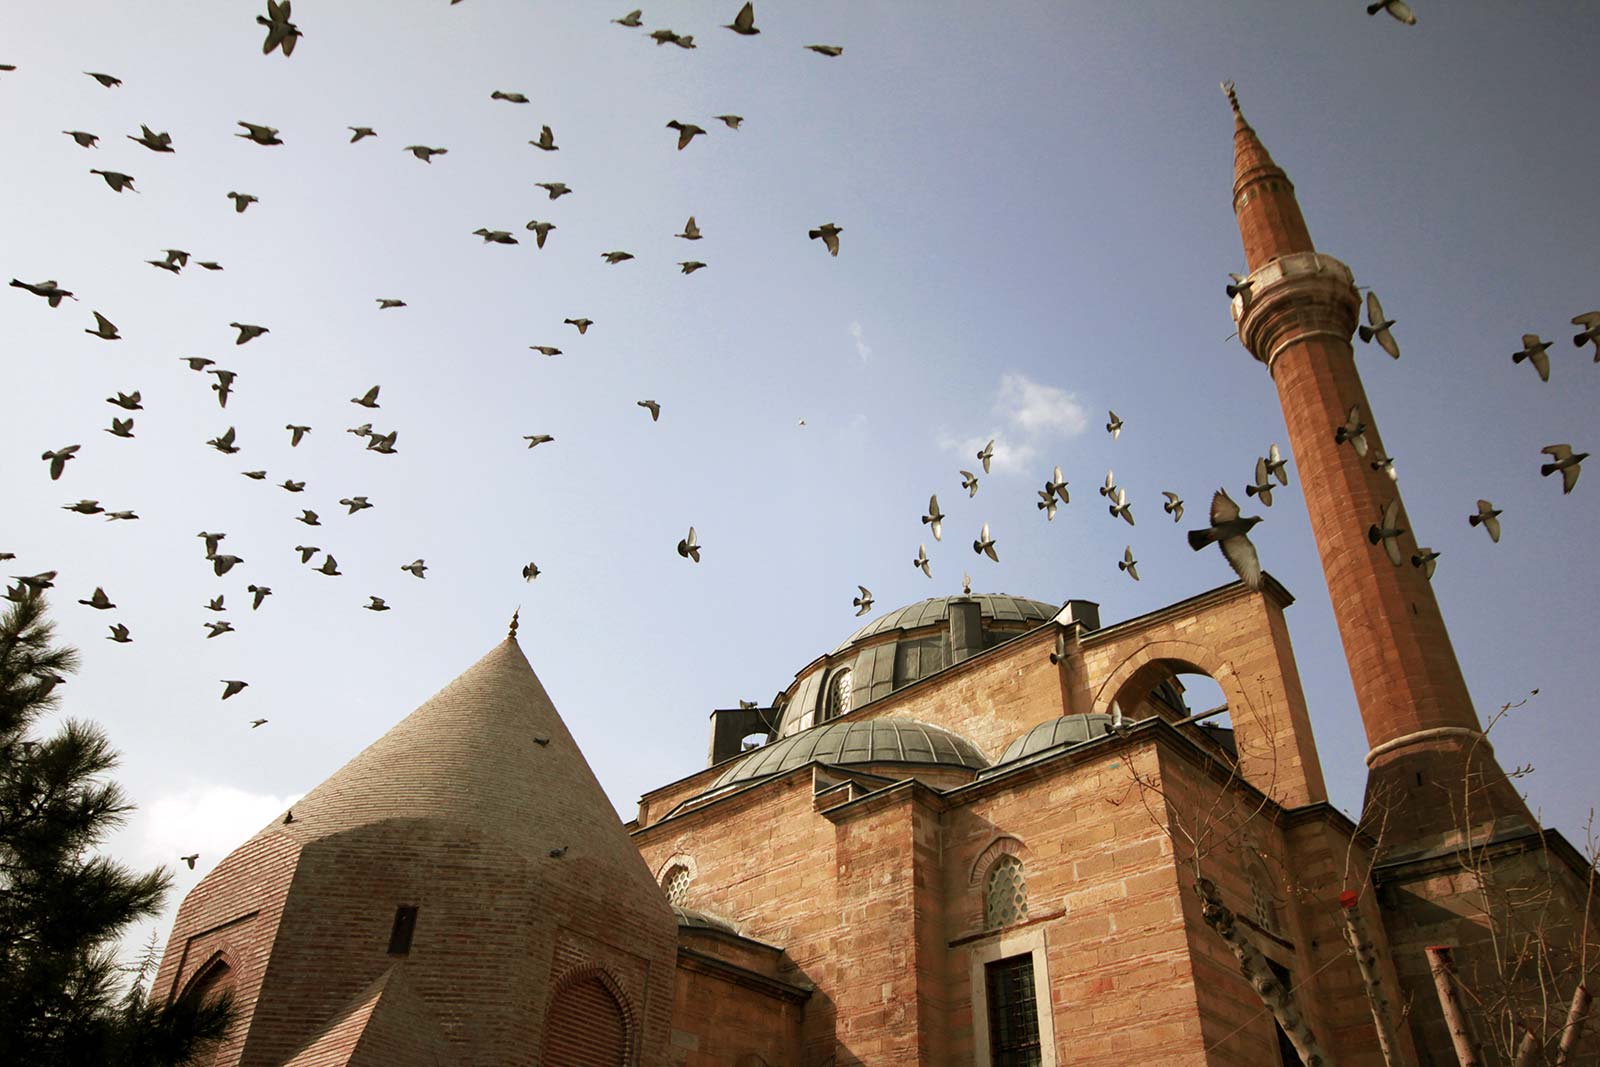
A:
[1222,80,1249,131]
[507,607,520,641]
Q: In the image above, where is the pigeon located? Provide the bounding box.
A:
[530,346,561,357]
[564,318,593,334]
[366,430,398,454]
[666,121,707,150]
[10,279,76,306]
[147,259,181,275]
[1512,334,1553,382]
[42,446,80,480]
[1334,405,1368,457]
[212,554,244,577]
[297,510,321,526]
[529,126,558,151]
[678,261,706,274]
[1540,445,1588,494]
[960,470,979,498]
[86,72,122,87]
[1573,312,1600,359]
[1369,453,1397,481]
[220,680,248,700]
[89,169,137,192]
[236,122,283,146]
[523,434,555,448]
[63,131,99,148]
[809,223,842,257]
[670,35,698,50]
[107,391,142,410]
[725,3,759,34]
[522,562,542,581]
[1046,466,1069,504]
[648,29,682,46]
[230,322,268,344]
[198,531,225,558]
[10,571,57,592]
[210,369,236,408]
[852,585,874,616]
[535,182,572,200]
[197,261,223,271]
[1118,546,1140,581]
[1367,500,1407,566]
[107,623,132,643]
[1106,411,1123,439]
[977,439,995,474]
[161,249,190,268]
[316,556,341,576]
[973,523,999,562]
[351,385,381,408]
[1245,457,1275,506]
[249,719,268,729]
[204,620,234,638]
[206,595,226,612]
[492,90,530,104]
[677,217,702,240]
[1161,491,1184,523]
[227,192,258,213]
[279,479,304,493]
[403,145,447,162]
[637,400,661,421]
[1411,547,1440,580]
[181,357,214,372]
[714,115,743,130]
[613,9,643,27]
[180,853,199,869]
[1225,272,1253,300]
[601,251,636,265]
[86,312,120,340]
[128,125,173,152]
[294,545,319,563]
[1037,488,1058,521]
[914,544,932,578]
[1366,0,1417,25]
[365,596,390,611]
[241,470,266,480]
[1100,470,1117,498]
[257,0,301,56]
[1187,489,1264,590]
[922,495,944,541]
[526,221,555,247]
[1264,443,1289,486]
[285,424,311,447]
[473,228,517,244]
[1108,486,1135,526]
[401,559,427,578]
[341,496,372,514]
[207,427,240,454]
[376,298,406,310]
[104,510,139,522]
[247,584,273,609]
[349,126,376,142]
[677,527,702,562]
[805,45,843,57]
[78,587,115,610]
[106,418,134,439]
[1357,291,1401,359]
[347,423,373,438]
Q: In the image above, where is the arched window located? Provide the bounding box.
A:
[823,668,853,721]
[661,863,692,906]
[985,854,1028,930]
[543,971,629,1066]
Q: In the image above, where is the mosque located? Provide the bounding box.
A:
[151,97,1594,1066]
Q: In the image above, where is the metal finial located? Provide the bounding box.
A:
[961,571,972,596]
[1221,80,1244,121]
[508,607,520,640]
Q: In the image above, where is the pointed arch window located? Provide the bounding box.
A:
[662,863,692,906]
[985,854,1028,930]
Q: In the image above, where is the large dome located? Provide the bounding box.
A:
[831,594,1059,654]
[706,717,989,792]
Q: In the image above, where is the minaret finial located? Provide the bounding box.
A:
[508,607,520,640]
[1222,80,1244,121]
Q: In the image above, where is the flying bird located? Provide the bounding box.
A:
[492,90,530,103]
[1540,444,1588,494]
[1368,500,1406,566]
[725,3,759,34]
[714,115,743,130]
[522,562,542,581]
[678,261,706,274]
[42,446,80,480]
[204,620,234,638]
[1369,452,1397,481]
[241,470,266,480]
[297,510,321,526]
[366,430,398,454]
[613,9,643,27]
[89,169,137,192]
[230,322,268,344]
[1573,311,1600,359]
[351,385,381,408]
[472,228,517,244]
[147,258,180,275]
[207,427,240,454]
[923,495,944,540]
[197,261,223,271]
[107,390,141,410]
[403,145,447,162]
[677,527,702,563]
[180,357,214,371]
[221,680,248,700]
[257,0,302,56]
[1245,457,1275,506]
[349,126,376,142]
[341,496,372,514]
[236,122,283,146]
[78,587,115,610]
[973,523,999,562]
[127,124,174,153]
[1106,411,1123,439]
[1411,547,1440,580]
[536,182,572,200]
[1046,466,1069,504]
[1512,334,1553,382]
[523,434,554,448]
[1469,499,1502,543]
[347,423,373,438]
[914,544,932,578]
[85,72,122,87]
[198,531,225,558]
[365,596,390,611]
[279,479,304,493]
[529,126,558,151]
[805,45,843,57]
[564,317,593,334]
[86,312,121,340]
[677,217,702,240]
[1366,0,1417,25]
[106,417,134,439]
[1161,491,1184,523]
[180,853,199,869]
[316,555,341,576]
[1108,486,1135,526]
[1334,405,1368,457]
[637,400,661,421]
[286,424,310,446]
[212,554,244,576]
[227,192,258,213]
[104,510,139,522]
[10,279,76,306]
[1357,291,1401,359]
[648,29,682,45]
[666,120,707,150]
[249,719,268,729]
[530,346,561,357]
[1036,488,1057,522]
[1264,444,1289,486]
[401,559,427,578]
[960,470,979,498]
[294,545,319,563]
[852,585,874,616]
[1187,489,1264,590]
[1225,272,1253,300]
[526,220,555,247]
[107,623,132,643]
[601,251,635,264]
[1118,546,1140,582]
[63,130,99,148]
[206,596,226,612]
[376,298,405,310]
[162,249,190,268]
[977,439,995,474]
[210,369,236,408]
[247,584,273,609]
[809,223,842,257]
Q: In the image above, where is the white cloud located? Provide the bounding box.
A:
[849,321,871,361]
[938,430,1037,476]
[123,784,304,875]
[994,372,1089,437]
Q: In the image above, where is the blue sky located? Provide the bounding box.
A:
[2,1,1596,957]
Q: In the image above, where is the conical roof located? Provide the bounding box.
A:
[1225,83,1315,270]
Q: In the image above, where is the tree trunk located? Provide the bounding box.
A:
[1425,946,1484,1067]
[1195,878,1336,1067]
[1339,892,1408,1067]
[1554,982,1591,1066]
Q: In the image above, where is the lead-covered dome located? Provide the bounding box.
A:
[994,713,1118,766]
[706,717,988,792]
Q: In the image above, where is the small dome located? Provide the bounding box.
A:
[995,713,1117,765]
[672,906,738,935]
[832,594,1058,654]
[706,717,988,793]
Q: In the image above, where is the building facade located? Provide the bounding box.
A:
[152,98,1594,1066]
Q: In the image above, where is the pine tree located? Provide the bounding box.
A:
[0,591,231,1065]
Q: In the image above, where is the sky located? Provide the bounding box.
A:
[2,1,1597,963]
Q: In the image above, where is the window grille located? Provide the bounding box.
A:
[662,864,692,906]
[823,668,853,721]
[985,855,1028,930]
[985,954,1042,1067]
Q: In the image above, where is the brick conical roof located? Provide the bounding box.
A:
[1226,83,1315,271]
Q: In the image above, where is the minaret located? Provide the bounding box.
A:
[1224,85,1530,849]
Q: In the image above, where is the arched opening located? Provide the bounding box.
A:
[661,862,692,906]
[1172,672,1233,755]
[984,854,1028,930]
[179,955,238,1067]
[738,731,768,752]
[543,971,630,1067]
[821,668,853,722]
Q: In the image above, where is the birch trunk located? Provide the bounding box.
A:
[1425,946,1484,1067]
[1339,892,1408,1067]
[1554,982,1591,1066]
